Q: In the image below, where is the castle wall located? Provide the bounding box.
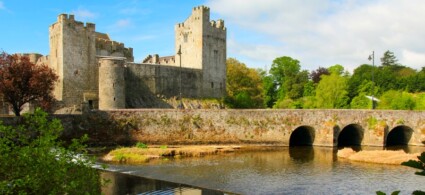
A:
[201,19,226,98]
[99,58,126,109]
[125,63,202,108]
[96,38,134,62]
[49,14,98,107]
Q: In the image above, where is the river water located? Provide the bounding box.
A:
[100,146,424,195]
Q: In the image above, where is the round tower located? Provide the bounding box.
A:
[98,58,126,110]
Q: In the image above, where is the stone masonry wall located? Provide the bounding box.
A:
[125,63,203,108]
[2,109,422,147]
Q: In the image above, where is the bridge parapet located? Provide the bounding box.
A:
[1,109,423,147]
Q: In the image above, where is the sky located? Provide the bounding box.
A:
[1,0,424,72]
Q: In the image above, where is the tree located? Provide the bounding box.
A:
[378,90,415,110]
[328,64,344,76]
[225,58,263,108]
[0,52,58,116]
[0,108,103,194]
[262,74,278,108]
[381,50,399,66]
[269,56,309,105]
[315,73,349,108]
[310,67,329,83]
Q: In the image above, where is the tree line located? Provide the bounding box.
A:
[225,50,425,110]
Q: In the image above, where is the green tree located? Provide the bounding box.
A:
[268,56,309,108]
[328,64,344,75]
[378,90,416,110]
[225,58,263,108]
[262,74,278,108]
[269,56,303,99]
[315,73,349,108]
[381,50,399,66]
[0,108,103,194]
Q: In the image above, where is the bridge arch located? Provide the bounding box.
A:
[386,125,413,146]
[337,124,364,147]
[289,126,315,146]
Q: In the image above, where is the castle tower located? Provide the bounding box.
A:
[98,58,126,110]
[49,14,98,108]
[175,6,227,98]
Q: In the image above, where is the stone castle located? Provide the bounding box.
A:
[1,6,226,113]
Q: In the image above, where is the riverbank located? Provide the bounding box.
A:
[102,145,281,163]
[337,148,420,165]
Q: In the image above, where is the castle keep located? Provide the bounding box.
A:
[1,6,226,113]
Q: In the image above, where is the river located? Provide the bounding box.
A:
[99,146,424,194]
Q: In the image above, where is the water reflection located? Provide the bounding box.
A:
[384,145,423,153]
[101,171,231,195]
[289,146,314,163]
[338,146,363,152]
[102,146,425,194]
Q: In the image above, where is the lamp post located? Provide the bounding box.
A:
[368,51,375,109]
[177,45,183,109]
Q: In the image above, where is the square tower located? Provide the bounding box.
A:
[49,14,98,107]
[175,6,227,98]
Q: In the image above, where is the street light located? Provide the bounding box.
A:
[177,45,183,109]
[368,51,375,109]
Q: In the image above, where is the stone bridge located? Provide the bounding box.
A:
[78,109,425,147]
[2,109,425,147]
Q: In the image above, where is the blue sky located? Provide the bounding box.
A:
[1,0,425,72]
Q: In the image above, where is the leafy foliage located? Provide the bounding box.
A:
[225,58,264,108]
[402,152,425,176]
[227,50,425,110]
[310,67,329,83]
[0,52,58,116]
[136,142,148,149]
[315,73,349,108]
[378,90,416,110]
[0,108,102,194]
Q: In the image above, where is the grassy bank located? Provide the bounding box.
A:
[337,148,420,165]
[103,145,244,163]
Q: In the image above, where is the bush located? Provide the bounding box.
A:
[0,108,102,194]
[136,142,148,149]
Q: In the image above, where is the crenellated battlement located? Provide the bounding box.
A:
[192,5,210,12]
[210,19,226,30]
[176,5,225,31]
[55,13,95,31]
[95,37,133,61]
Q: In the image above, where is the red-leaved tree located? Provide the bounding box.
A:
[0,52,58,116]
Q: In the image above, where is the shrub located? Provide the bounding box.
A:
[136,142,148,149]
[0,108,102,194]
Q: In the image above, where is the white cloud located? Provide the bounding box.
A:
[72,7,97,21]
[114,19,132,28]
[0,1,5,10]
[207,0,425,71]
[401,50,425,70]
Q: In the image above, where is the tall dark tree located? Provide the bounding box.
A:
[0,52,58,116]
[310,67,329,83]
[381,50,399,66]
